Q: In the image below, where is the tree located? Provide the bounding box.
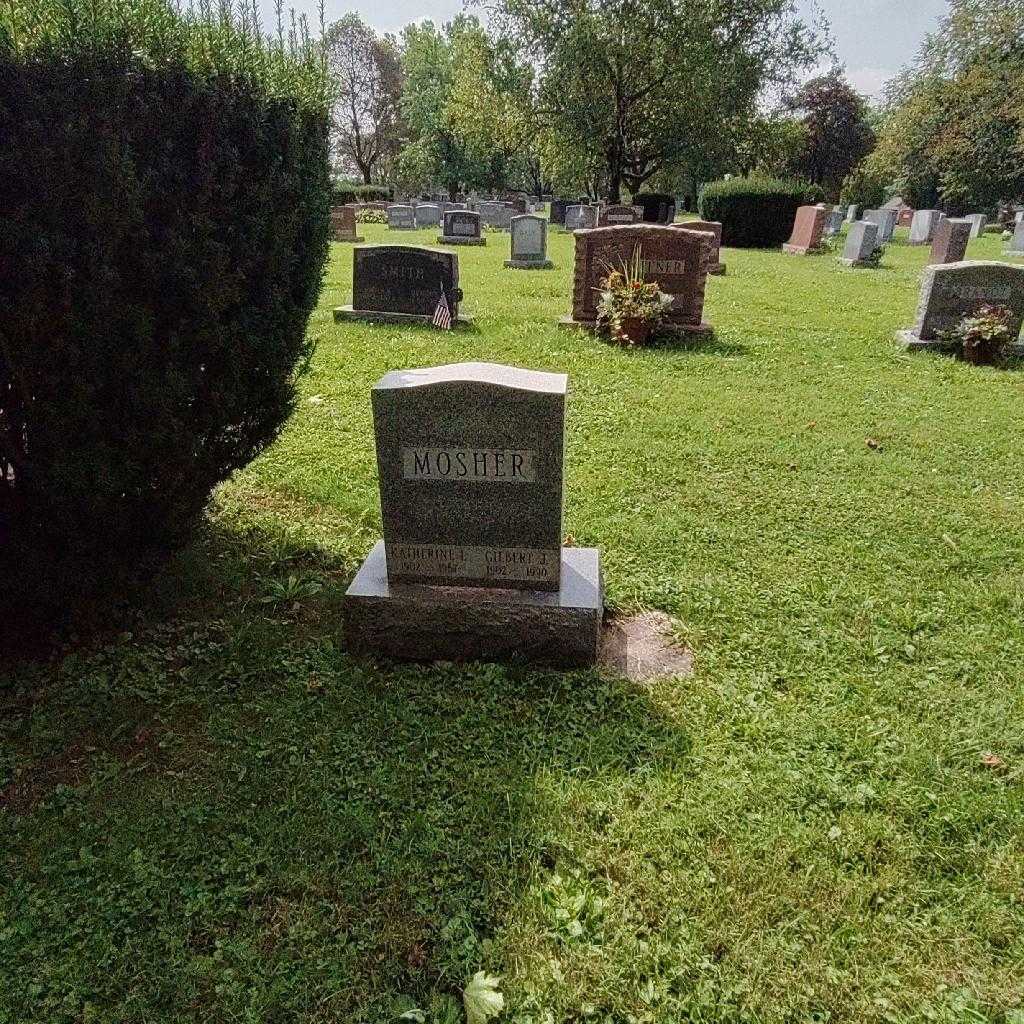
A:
[782,70,875,197]
[325,14,403,184]
[482,0,825,201]
[852,0,1024,211]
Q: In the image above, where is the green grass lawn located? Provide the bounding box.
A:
[3,222,1024,1024]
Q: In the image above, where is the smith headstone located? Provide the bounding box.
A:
[505,214,553,270]
[342,363,603,667]
[897,261,1024,350]
[334,245,464,326]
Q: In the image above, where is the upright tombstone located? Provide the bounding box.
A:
[673,220,725,275]
[865,208,898,244]
[839,221,879,268]
[333,246,466,327]
[505,214,553,270]
[824,208,845,237]
[782,205,828,255]
[1005,218,1024,257]
[966,213,988,239]
[560,224,712,335]
[896,261,1024,351]
[549,199,569,226]
[633,193,676,225]
[599,204,642,226]
[414,203,441,229]
[564,204,599,231]
[1016,211,1024,226]
[342,363,603,668]
[846,204,859,223]
[930,218,972,264]
[908,209,943,245]
[438,209,486,246]
[329,206,364,243]
[480,202,512,231]
[512,196,528,214]
[387,205,416,231]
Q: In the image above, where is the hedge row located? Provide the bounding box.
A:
[699,178,825,248]
[331,182,394,205]
[0,0,331,617]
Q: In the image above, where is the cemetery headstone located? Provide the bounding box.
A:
[329,206,364,243]
[673,220,725,275]
[599,204,642,226]
[838,221,879,268]
[333,245,466,327]
[512,196,528,213]
[824,208,845,237]
[387,205,416,231]
[846,204,859,223]
[438,210,486,246]
[415,203,441,229]
[966,213,988,239]
[930,218,972,264]
[782,205,828,255]
[1006,219,1024,257]
[549,199,568,225]
[480,202,512,230]
[896,261,1024,351]
[342,362,603,668]
[908,210,942,245]
[560,223,712,335]
[633,193,676,225]
[505,214,553,270]
[564,204,599,231]
[865,208,898,244]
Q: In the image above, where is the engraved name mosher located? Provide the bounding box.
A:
[401,446,537,482]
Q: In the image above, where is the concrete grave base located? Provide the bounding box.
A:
[898,330,1024,355]
[343,541,603,669]
[504,259,554,270]
[558,316,713,337]
[333,306,472,328]
[782,244,826,255]
[437,235,487,246]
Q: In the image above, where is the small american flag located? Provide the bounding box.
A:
[432,283,453,330]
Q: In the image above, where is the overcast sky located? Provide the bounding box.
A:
[263,0,950,99]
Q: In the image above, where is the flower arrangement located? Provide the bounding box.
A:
[595,247,674,346]
[939,304,1016,365]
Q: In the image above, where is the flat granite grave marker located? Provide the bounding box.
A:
[673,219,725,275]
[909,210,942,245]
[896,261,1024,351]
[438,210,486,246]
[1006,219,1024,257]
[334,245,467,327]
[930,219,972,264]
[839,221,879,267]
[599,204,642,226]
[342,362,603,667]
[783,205,827,255]
[387,205,416,230]
[505,214,553,270]
[329,206,364,243]
[561,223,712,335]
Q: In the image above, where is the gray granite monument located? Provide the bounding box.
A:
[387,205,416,231]
[565,204,600,231]
[908,210,942,245]
[1004,219,1024,257]
[865,208,898,244]
[342,363,604,667]
[480,202,512,230]
[966,213,988,239]
[846,204,859,223]
[505,214,553,269]
[839,221,879,268]
[438,209,486,246]
[414,203,442,229]
[896,261,1024,351]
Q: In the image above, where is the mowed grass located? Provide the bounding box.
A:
[2,221,1024,1024]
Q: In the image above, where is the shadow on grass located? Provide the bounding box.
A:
[0,514,694,1022]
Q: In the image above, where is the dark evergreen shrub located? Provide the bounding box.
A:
[0,0,330,613]
[699,178,825,248]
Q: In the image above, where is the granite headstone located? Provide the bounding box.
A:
[330,206,364,243]
[839,221,879,267]
[782,205,827,255]
[673,220,725,275]
[908,210,942,245]
[438,210,486,246]
[505,214,553,270]
[930,219,972,265]
[387,205,416,230]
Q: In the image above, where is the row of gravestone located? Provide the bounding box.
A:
[333,222,720,333]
